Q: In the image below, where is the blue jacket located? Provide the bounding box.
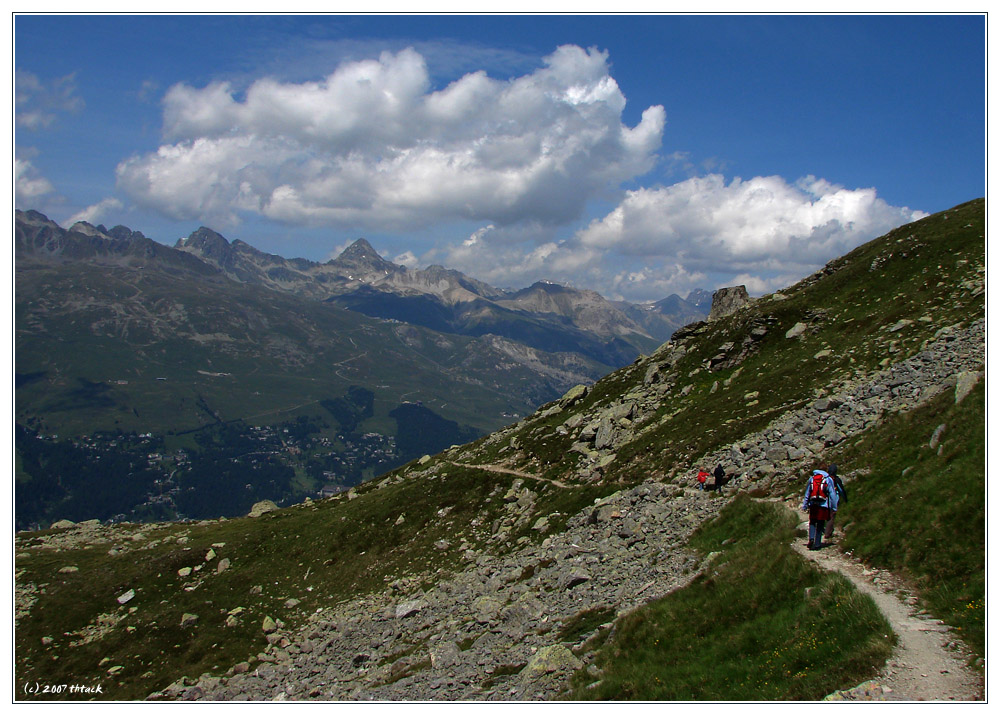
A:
[802,470,839,511]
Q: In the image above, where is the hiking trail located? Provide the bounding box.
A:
[448,462,570,488]
[784,501,983,701]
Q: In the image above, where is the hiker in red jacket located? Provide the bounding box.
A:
[696,469,710,490]
[801,469,838,550]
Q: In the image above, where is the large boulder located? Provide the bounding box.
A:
[708,285,750,321]
[521,644,583,680]
[248,500,278,518]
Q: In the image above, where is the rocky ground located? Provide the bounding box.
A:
[148,480,724,701]
[20,307,984,702]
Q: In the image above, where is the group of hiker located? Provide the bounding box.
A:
[694,462,848,551]
[801,464,847,550]
[695,464,731,492]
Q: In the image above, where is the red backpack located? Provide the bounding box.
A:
[808,472,828,506]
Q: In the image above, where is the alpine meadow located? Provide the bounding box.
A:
[15,200,985,701]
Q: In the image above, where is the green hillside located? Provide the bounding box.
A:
[16,229,613,526]
[14,200,984,701]
[15,260,582,439]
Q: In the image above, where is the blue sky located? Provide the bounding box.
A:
[13,13,986,301]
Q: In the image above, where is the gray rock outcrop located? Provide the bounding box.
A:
[707,285,750,321]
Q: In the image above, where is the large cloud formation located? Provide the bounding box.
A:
[117,45,665,230]
[115,43,927,301]
[439,174,927,301]
[576,174,927,271]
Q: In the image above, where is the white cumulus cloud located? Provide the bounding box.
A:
[117,45,665,231]
[576,174,927,271]
[15,157,54,207]
[64,197,125,228]
[433,174,926,302]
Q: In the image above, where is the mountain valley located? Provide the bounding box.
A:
[16,210,704,527]
[13,199,985,701]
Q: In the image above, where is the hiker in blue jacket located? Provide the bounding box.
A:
[823,463,847,541]
[801,468,838,550]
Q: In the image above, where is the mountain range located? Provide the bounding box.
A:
[14,209,706,524]
[16,210,707,433]
[13,198,984,702]
[172,227,705,361]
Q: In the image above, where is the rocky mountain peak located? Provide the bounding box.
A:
[336,238,378,261]
[16,209,54,226]
[330,239,399,275]
[106,225,149,243]
[176,227,236,267]
[685,288,713,313]
[68,221,108,238]
[179,227,230,251]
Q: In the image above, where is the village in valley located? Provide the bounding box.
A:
[16,418,399,530]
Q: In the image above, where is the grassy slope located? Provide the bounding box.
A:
[486,199,984,489]
[831,380,986,656]
[570,496,894,700]
[15,464,508,700]
[14,200,985,700]
[568,378,984,700]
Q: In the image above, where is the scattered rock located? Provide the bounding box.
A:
[395,600,429,620]
[248,501,278,518]
[521,644,582,679]
[954,371,980,404]
[559,384,588,407]
[785,322,807,339]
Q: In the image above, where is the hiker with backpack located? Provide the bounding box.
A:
[712,463,727,492]
[801,468,839,550]
[696,469,710,491]
[823,463,848,540]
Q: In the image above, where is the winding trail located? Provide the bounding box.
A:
[785,503,983,701]
[448,461,570,488]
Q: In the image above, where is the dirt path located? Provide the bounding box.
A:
[448,462,570,488]
[787,506,983,701]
